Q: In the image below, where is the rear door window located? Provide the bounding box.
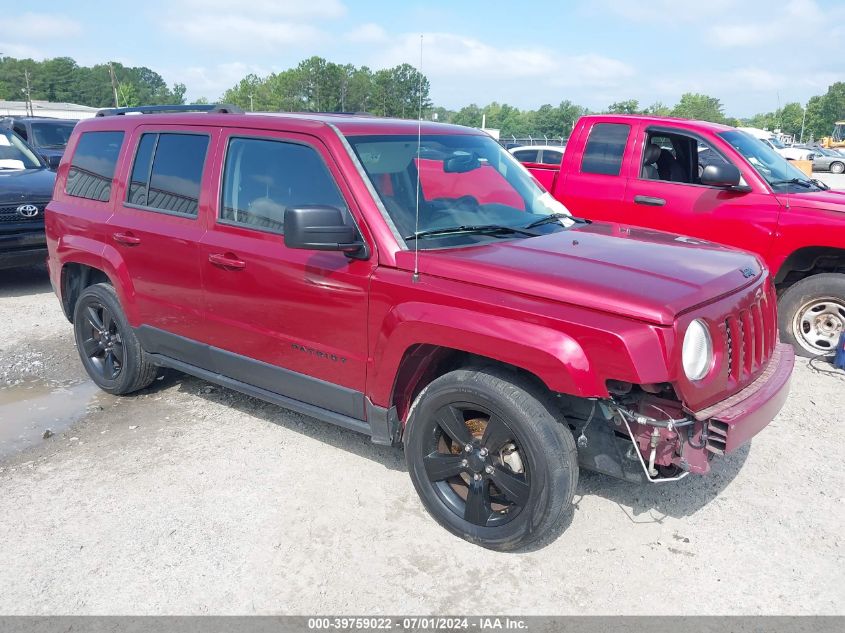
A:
[581,123,630,176]
[65,131,125,202]
[126,132,209,216]
[541,149,563,165]
[512,149,539,163]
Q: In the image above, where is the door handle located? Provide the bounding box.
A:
[112,231,141,246]
[208,252,246,270]
[633,195,666,207]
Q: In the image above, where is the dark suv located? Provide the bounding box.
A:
[2,116,78,170]
[46,105,793,550]
[0,128,55,269]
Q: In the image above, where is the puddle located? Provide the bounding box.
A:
[0,378,106,459]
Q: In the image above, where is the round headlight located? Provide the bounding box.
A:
[682,319,713,381]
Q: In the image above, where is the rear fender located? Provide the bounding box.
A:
[57,238,139,326]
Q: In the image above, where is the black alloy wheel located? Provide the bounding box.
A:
[423,402,531,528]
[73,283,158,395]
[405,367,578,551]
[79,301,125,381]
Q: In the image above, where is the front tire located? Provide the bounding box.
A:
[404,366,577,551]
[73,283,158,394]
[778,273,845,357]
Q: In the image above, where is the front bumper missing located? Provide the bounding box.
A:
[691,343,794,454]
[577,342,795,483]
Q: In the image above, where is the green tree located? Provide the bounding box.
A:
[671,93,726,123]
[607,99,640,114]
[805,82,845,140]
[643,102,671,116]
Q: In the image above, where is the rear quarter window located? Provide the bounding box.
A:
[65,131,125,202]
[581,123,630,176]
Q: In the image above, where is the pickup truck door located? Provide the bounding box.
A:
[619,126,780,256]
[198,129,376,420]
[556,120,641,223]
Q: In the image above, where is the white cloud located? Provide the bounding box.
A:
[552,54,636,89]
[0,13,82,59]
[381,33,557,78]
[164,15,325,52]
[345,23,388,44]
[0,41,45,59]
[11,13,83,39]
[589,0,737,22]
[181,0,346,19]
[708,0,837,47]
[160,62,274,101]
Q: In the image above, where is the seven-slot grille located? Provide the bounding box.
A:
[723,286,777,385]
[0,202,47,224]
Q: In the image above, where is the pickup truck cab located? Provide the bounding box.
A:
[524,114,845,357]
[47,105,793,550]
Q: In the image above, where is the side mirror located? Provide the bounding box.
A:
[283,206,367,258]
[44,154,61,170]
[700,163,743,188]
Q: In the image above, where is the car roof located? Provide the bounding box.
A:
[75,111,483,138]
[581,113,735,133]
[1,116,78,123]
[509,145,566,152]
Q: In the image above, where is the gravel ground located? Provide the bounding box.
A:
[0,265,843,615]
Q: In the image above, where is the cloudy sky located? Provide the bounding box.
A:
[2,0,843,116]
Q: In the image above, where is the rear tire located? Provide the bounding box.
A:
[404,366,577,551]
[830,161,844,174]
[73,283,158,394]
[778,273,845,357]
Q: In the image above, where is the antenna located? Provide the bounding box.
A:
[412,34,423,283]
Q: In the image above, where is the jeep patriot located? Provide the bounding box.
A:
[46,105,794,550]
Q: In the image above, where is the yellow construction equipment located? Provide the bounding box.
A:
[820,121,845,149]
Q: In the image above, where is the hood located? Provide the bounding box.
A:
[0,168,56,205]
[775,188,845,212]
[404,223,763,325]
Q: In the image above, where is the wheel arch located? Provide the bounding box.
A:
[59,245,138,324]
[371,305,608,424]
[773,245,845,286]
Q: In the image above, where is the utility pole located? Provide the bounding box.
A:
[23,69,33,116]
[248,93,254,112]
[108,63,120,108]
[799,103,807,144]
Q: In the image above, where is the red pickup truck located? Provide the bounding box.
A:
[521,114,845,357]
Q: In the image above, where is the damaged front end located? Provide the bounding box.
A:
[562,342,794,483]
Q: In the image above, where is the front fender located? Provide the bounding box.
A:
[369,301,600,407]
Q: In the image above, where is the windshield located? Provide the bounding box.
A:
[0,131,43,170]
[347,133,572,248]
[768,136,786,149]
[30,121,76,149]
[718,130,819,192]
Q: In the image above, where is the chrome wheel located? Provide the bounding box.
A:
[792,296,845,355]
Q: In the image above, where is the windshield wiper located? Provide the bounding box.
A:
[523,212,587,230]
[770,178,815,189]
[404,224,537,241]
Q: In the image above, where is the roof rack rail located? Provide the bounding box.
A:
[95,104,244,117]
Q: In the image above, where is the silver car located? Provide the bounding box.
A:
[809,147,845,174]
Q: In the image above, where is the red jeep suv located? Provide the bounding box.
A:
[46,105,794,550]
